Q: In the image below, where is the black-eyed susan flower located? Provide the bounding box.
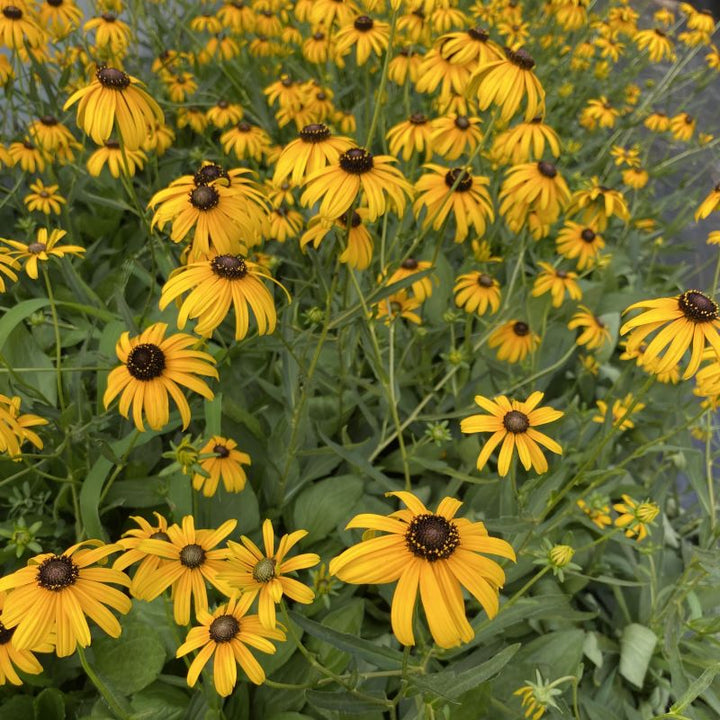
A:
[593,393,645,430]
[620,341,680,383]
[1,228,84,279]
[334,15,389,65]
[644,111,671,132]
[375,291,422,325]
[273,123,352,185]
[83,12,131,53]
[384,258,435,301]
[162,71,197,102]
[221,519,319,629]
[461,392,563,476]
[415,49,473,99]
[103,322,218,431]
[577,494,613,529]
[178,106,208,134]
[499,161,570,228]
[300,210,374,270]
[159,254,286,341]
[8,140,47,173]
[634,28,676,62]
[388,46,422,85]
[568,306,611,350]
[309,0,358,26]
[386,114,434,162]
[0,395,47,460]
[622,167,649,189]
[64,66,164,150]
[695,182,720,220]
[532,263,582,308]
[0,252,18,292]
[23,180,66,215]
[708,231,720,245]
[27,116,76,153]
[489,320,541,363]
[414,166,494,243]
[454,271,501,315]
[0,541,130,657]
[620,291,720,379]
[87,141,147,177]
[579,96,620,130]
[669,112,695,141]
[467,46,545,122]
[269,207,303,243]
[329,491,516,648]
[134,516,236,625]
[301,147,412,222]
[177,593,285,696]
[206,100,244,129]
[492,117,561,164]
[430,114,483,161]
[40,0,83,37]
[192,436,251,497]
[613,495,659,541]
[438,27,503,65]
[566,178,629,230]
[221,121,272,162]
[0,3,45,49]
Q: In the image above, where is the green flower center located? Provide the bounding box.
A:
[252,557,277,582]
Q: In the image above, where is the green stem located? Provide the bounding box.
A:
[77,646,132,720]
[42,266,65,412]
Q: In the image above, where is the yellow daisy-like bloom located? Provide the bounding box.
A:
[531,263,582,308]
[555,222,604,270]
[8,140,47,173]
[634,28,676,63]
[40,0,83,38]
[454,271,501,315]
[0,541,130,657]
[1,228,84,280]
[221,519,319,629]
[113,512,175,597]
[27,115,76,153]
[192,436,251,497]
[134,516,236,625]
[177,593,285,696]
[492,117,561,165]
[63,66,164,150]
[568,306,611,350]
[301,147,412,223]
[83,13,132,52]
[206,100,244,129]
[388,46,422,85]
[334,15,389,65]
[221,121,272,162]
[499,161,570,227]
[619,341,680,384]
[87,141,147,177]
[429,114,483,161]
[0,252,18,293]
[613,495,659,541]
[566,178,629,230]
[415,49,474,99]
[696,182,720,220]
[467,46,545,122]
[177,107,208,134]
[579,96,620,130]
[103,322,218,432]
[23,180,66,215]
[622,167,649,189]
[384,258,435,301]
[375,291,423,325]
[0,394,47,460]
[620,291,720,379]
[161,71,197,102]
[437,27,504,65]
[414,165,494,243]
[159,254,285,341]
[489,320,541,363]
[707,231,720,245]
[300,210,374,270]
[386,113,434,162]
[577,496,613,529]
[329,491,516,649]
[593,393,645,431]
[461,392,563,476]
[273,123,352,185]
[0,3,45,49]
[644,111,671,132]
[669,112,695,141]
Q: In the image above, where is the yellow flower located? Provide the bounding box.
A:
[579,96,620,130]
[386,113,434,162]
[566,178,630,230]
[593,393,645,431]
[83,12,132,52]
[613,494,659,541]
[568,306,611,350]
[1,228,84,280]
[461,392,563,476]
[206,100,244,129]
[23,180,66,215]
[669,112,695,141]
[103,322,218,431]
[329,491,516,649]
[556,221,604,270]
[577,496,613,529]
[300,210,374,270]
[192,436,251,497]
[0,542,130,657]
[531,263,582,307]
[454,271,501,315]
[695,182,720,220]
[548,544,574,568]
[429,114,483,161]
[489,320,541,363]
[644,111,670,132]
[375,291,422,325]
[383,258,435,301]
[622,167,649,189]
[492,117,561,164]
[0,394,47,460]
[221,121,272,162]
[334,15,390,65]
[634,28,676,62]
[0,4,45,49]
[221,519,319,629]
[87,141,147,177]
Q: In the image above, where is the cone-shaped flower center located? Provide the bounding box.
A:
[180,543,206,568]
[468,26,489,41]
[190,185,220,210]
[3,6,22,19]
[339,148,374,174]
[214,443,230,458]
[236,121,251,132]
[299,123,330,143]
[678,290,718,323]
[581,228,596,242]
[506,46,535,69]
[209,614,240,643]
[339,210,362,227]
[97,67,131,89]
[27,242,47,254]
[445,168,472,192]
[406,514,460,561]
[37,555,79,591]
[0,621,14,645]
[194,164,229,186]
[40,115,58,126]
[538,161,557,178]
[402,258,419,270]
[409,113,427,125]
[513,321,530,336]
[150,530,170,542]
[101,13,116,22]
[211,254,247,280]
[354,15,374,31]
[252,557,277,582]
[478,273,494,287]
[454,116,470,130]
[127,343,166,380]
[503,410,530,433]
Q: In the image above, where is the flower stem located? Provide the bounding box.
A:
[42,266,65,412]
[77,646,132,720]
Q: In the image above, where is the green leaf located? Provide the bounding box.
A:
[0,696,35,720]
[304,690,387,714]
[267,714,316,720]
[33,688,66,720]
[619,623,658,688]
[289,611,404,670]
[0,298,50,351]
[91,610,167,695]
[293,474,364,543]
[308,598,364,673]
[204,393,223,437]
[129,681,188,720]
[670,664,720,713]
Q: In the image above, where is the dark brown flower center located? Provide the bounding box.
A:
[97,66,131,89]
[218,100,229,109]
[23,140,35,150]
[214,443,230,458]
[209,614,239,642]
[468,26,489,41]
[390,301,403,314]
[105,140,120,149]
[2,6,22,19]
[506,46,535,69]
[409,113,427,125]
[402,258,419,270]
[445,168,472,192]
[538,161,557,178]
[27,242,47,254]
[252,557,276,582]
[40,115,58,126]
[101,13,116,22]
[150,530,170,541]
[180,543,206,568]
[313,31,324,40]
[299,123,330,142]
[556,270,568,279]
[654,28,666,37]
[339,210,361,227]
[454,116,470,130]
[405,514,459,561]
[210,254,247,279]
[127,343,166,380]
[0,621,14,645]
[513,321,530,336]
[194,164,228,186]
[503,410,530,433]
[581,228,596,242]
[678,290,718,323]
[478,273,493,287]
[354,15,374,31]
[190,184,220,210]
[684,114,694,124]
[39,191,50,198]
[339,148,374,174]
[37,555,79,591]
[237,121,251,132]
